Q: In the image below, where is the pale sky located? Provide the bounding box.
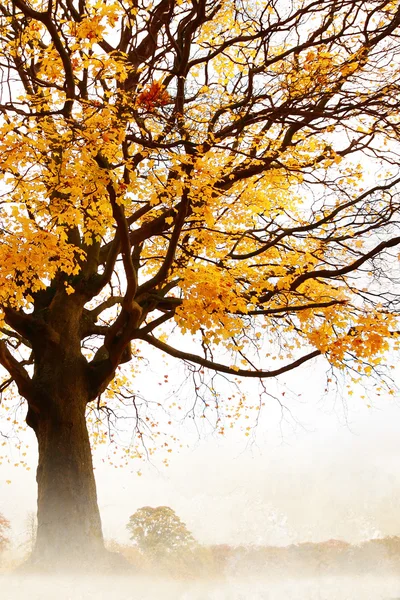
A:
[1,352,400,552]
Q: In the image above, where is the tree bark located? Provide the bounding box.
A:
[11,296,133,572]
[32,400,104,566]
[21,387,131,573]
[20,296,114,571]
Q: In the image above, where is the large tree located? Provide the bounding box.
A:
[0,0,400,569]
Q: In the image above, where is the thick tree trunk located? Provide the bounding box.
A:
[23,388,130,573]
[18,297,130,572]
[32,401,104,566]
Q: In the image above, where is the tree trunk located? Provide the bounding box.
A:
[18,298,130,572]
[37,405,102,559]
[26,395,105,569]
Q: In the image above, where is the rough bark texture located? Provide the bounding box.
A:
[33,402,103,564]
[22,296,112,570]
[2,281,142,572]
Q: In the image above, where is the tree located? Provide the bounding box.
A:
[127,506,196,557]
[0,513,10,553]
[23,511,37,555]
[0,0,399,569]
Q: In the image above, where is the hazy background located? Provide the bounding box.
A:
[3,574,400,600]
[1,354,400,551]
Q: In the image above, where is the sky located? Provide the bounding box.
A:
[1,352,400,552]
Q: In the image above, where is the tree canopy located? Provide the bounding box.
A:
[0,0,400,567]
[127,506,197,556]
[0,0,399,397]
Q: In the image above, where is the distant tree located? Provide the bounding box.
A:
[0,513,10,553]
[127,506,196,557]
[24,511,37,554]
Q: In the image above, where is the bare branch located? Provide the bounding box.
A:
[86,297,123,320]
[0,341,33,400]
[2,307,60,346]
[289,236,400,292]
[138,333,321,379]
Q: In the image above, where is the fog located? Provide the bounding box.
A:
[4,365,400,548]
[2,364,400,598]
[2,574,400,600]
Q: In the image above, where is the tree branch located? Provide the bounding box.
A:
[13,0,75,115]
[229,178,400,262]
[0,327,32,349]
[138,311,176,335]
[95,154,138,305]
[289,236,400,291]
[87,307,140,398]
[3,307,60,345]
[249,299,347,316]
[0,341,33,400]
[137,191,190,295]
[98,203,179,268]
[138,334,321,378]
[86,297,123,320]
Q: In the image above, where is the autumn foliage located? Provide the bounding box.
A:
[127,506,197,557]
[108,536,400,580]
[0,0,400,567]
[136,81,171,111]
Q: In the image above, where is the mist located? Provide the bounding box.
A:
[2,571,400,600]
[2,365,400,598]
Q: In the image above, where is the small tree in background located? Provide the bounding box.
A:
[23,511,37,555]
[0,513,10,553]
[127,506,197,558]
